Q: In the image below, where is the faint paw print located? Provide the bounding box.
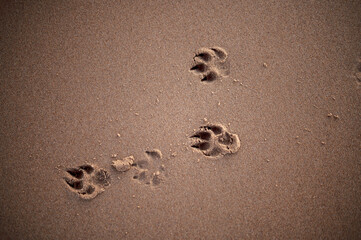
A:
[190,123,240,157]
[190,47,230,82]
[64,164,110,200]
[132,149,166,187]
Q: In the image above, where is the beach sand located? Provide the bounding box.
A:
[0,0,360,239]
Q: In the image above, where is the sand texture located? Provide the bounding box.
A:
[0,0,360,239]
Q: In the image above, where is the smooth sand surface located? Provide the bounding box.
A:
[1,0,360,239]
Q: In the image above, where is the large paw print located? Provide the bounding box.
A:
[190,123,240,157]
[190,47,230,82]
[132,149,166,187]
[64,164,110,200]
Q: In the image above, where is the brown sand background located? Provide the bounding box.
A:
[1,0,360,239]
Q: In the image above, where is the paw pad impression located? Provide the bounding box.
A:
[64,164,110,200]
[190,123,240,157]
[190,47,230,82]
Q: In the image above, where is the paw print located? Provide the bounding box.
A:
[190,123,240,157]
[64,164,110,200]
[132,149,166,187]
[190,47,230,82]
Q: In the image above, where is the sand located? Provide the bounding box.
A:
[0,0,360,239]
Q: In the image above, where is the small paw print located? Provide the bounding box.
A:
[132,149,166,187]
[190,47,230,82]
[190,123,240,157]
[64,164,110,200]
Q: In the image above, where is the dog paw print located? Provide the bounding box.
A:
[190,123,240,157]
[190,47,230,82]
[63,164,111,200]
[132,149,166,187]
